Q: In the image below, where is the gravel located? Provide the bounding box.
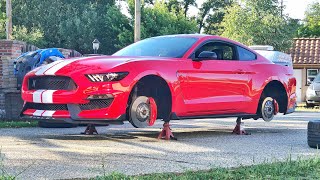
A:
[0,112,319,179]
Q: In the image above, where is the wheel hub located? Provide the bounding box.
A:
[129,96,157,128]
[263,100,274,119]
[136,103,150,122]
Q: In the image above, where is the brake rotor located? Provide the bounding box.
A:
[129,96,157,128]
[261,97,275,122]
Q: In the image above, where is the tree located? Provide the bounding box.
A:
[181,0,196,17]
[298,2,320,37]
[197,0,233,34]
[221,0,299,51]
[0,0,6,39]
[119,0,198,47]
[11,0,129,54]
[0,0,44,43]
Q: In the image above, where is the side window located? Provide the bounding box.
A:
[194,42,237,60]
[237,46,257,61]
[307,69,319,85]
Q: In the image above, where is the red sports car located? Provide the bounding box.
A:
[21,34,296,128]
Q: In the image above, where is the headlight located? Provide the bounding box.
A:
[86,72,129,82]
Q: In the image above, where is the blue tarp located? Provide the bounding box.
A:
[14,48,65,75]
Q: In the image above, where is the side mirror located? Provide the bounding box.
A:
[194,51,218,61]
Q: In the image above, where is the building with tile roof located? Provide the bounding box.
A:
[289,38,320,102]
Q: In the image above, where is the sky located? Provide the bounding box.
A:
[191,0,320,20]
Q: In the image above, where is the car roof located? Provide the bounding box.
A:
[152,34,217,39]
[151,34,245,46]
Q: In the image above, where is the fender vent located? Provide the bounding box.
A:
[79,99,114,110]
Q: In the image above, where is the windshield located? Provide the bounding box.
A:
[113,36,198,58]
[314,73,320,83]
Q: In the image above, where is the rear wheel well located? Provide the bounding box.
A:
[258,80,288,114]
[127,75,172,121]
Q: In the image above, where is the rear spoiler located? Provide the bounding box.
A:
[249,46,293,67]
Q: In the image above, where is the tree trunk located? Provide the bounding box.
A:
[6,0,13,40]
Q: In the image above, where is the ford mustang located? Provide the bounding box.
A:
[20,34,296,129]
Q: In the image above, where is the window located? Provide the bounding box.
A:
[307,69,319,85]
[113,37,197,58]
[194,42,236,60]
[237,46,256,61]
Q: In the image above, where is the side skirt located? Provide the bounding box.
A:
[170,112,257,120]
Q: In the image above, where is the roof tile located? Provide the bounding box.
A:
[291,38,320,64]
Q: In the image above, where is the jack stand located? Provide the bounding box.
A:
[81,124,98,135]
[232,117,251,135]
[158,122,177,140]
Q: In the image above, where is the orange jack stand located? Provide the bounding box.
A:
[232,117,251,135]
[158,122,177,140]
[82,124,98,135]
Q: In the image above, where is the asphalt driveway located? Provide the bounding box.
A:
[0,112,319,179]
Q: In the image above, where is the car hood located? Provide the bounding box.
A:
[33,56,176,76]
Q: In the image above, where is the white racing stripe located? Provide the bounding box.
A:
[33,90,45,103]
[33,110,45,116]
[35,60,64,76]
[42,90,56,103]
[44,59,81,75]
[42,110,56,117]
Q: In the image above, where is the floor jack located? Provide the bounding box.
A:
[82,124,98,135]
[232,117,251,135]
[158,122,177,140]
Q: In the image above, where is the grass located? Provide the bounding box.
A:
[0,121,37,128]
[95,158,320,180]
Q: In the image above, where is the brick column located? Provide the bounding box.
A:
[0,40,38,119]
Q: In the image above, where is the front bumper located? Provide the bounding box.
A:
[306,95,320,105]
[21,75,131,123]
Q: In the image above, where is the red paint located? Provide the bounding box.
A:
[148,97,157,126]
[273,99,279,115]
[21,35,296,123]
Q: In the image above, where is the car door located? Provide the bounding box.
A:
[182,41,251,115]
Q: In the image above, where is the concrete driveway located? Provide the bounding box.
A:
[0,112,319,179]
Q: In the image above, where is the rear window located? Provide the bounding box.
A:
[237,46,256,61]
[256,50,293,67]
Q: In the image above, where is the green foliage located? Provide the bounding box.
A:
[221,0,299,51]
[298,2,320,37]
[1,0,307,54]
[12,0,127,54]
[12,26,44,45]
[0,0,6,39]
[118,0,197,47]
[0,121,37,128]
[95,158,320,180]
[197,0,233,34]
[141,1,197,38]
[181,0,196,17]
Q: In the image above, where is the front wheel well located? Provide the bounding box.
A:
[127,75,172,121]
[258,80,288,114]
